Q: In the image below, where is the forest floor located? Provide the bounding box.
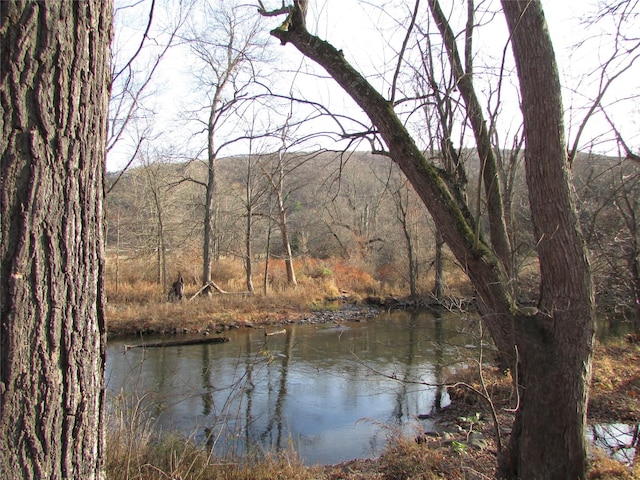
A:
[105,296,640,479]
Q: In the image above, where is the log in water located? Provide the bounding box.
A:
[124,336,229,352]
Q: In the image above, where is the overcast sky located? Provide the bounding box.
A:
[107,0,639,172]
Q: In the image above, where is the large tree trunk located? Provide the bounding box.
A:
[500,2,595,478]
[266,1,594,478]
[0,1,112,478]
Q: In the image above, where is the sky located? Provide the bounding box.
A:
[106,0,640,172]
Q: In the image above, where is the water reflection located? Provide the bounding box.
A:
[105,310,475,465]
[589,423,639,466]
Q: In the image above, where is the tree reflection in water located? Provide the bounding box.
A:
[106,310,476,465]
[589,423,639,467]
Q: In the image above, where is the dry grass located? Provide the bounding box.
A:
[589,340,640,423]
[105,390,322,480]
[106,431,322,480]
[105,254,399,335]
[104,252,481,336]
[105,281,350,336]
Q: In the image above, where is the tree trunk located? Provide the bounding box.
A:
[394,186,418,297]
[278,204,297,286]
[269,14,518,370]
[245,199,255,293]
[202,132,216,295]
[500,2,595,477]
[432,229,444,300]
[631,251,640,328]
[266,151,297,287]
[0,2,112,478]
[427,0,513,278]
[263,217,273,296]
[203,189,214,295]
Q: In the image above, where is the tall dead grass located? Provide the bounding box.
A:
[105,253,403,335]
[105,390,320,480]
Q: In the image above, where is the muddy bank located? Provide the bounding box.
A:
[106,302,383,338]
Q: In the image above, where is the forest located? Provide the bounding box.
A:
[1,0,639,479]
[106,149,640,321]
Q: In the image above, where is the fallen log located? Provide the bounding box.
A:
[265,329,286,336]
[124,336,230,352]
[188,281,253,300]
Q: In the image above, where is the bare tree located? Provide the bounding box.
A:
[138,152,185,293]
[578,153,640,328]
[414,19,470,300]
[262,124,299,287]
[567,0,640,326]
[1,2,112,477]
[260,1,595,477]
[184,0,269,294]
[240,142,271,293]
[107,0,191,189]
[390,177,421,297]
[426,0,513,279]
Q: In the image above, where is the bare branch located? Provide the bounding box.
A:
[601,108,640,164]
[390,0,421,104]
[256,1,291,17]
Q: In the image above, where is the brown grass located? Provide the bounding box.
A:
[589,340,640,423]
[105,255,392,335]
[104,253,480,336]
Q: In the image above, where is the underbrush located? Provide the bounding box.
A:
[105,390,321,480]
[104,252,478,336]
[106,432,319,480]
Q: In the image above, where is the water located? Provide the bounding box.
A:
[589,423,639,467]
[105,310,481,465]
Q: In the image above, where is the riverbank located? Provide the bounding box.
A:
[106,296,385,337]
[106,282,463,337]
[105,302,640,479]
[105,339,639,479]
[323,338,639,479]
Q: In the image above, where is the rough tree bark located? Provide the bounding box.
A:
[500,2,595,477]
[0,1,112,479]
[262,1,595,478]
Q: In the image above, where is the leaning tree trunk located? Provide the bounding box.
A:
[0,1,112,479]
[267,7,519,371]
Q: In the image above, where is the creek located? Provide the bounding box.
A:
[105,310,476,464]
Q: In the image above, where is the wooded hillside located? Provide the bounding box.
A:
[105,148,639,316]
